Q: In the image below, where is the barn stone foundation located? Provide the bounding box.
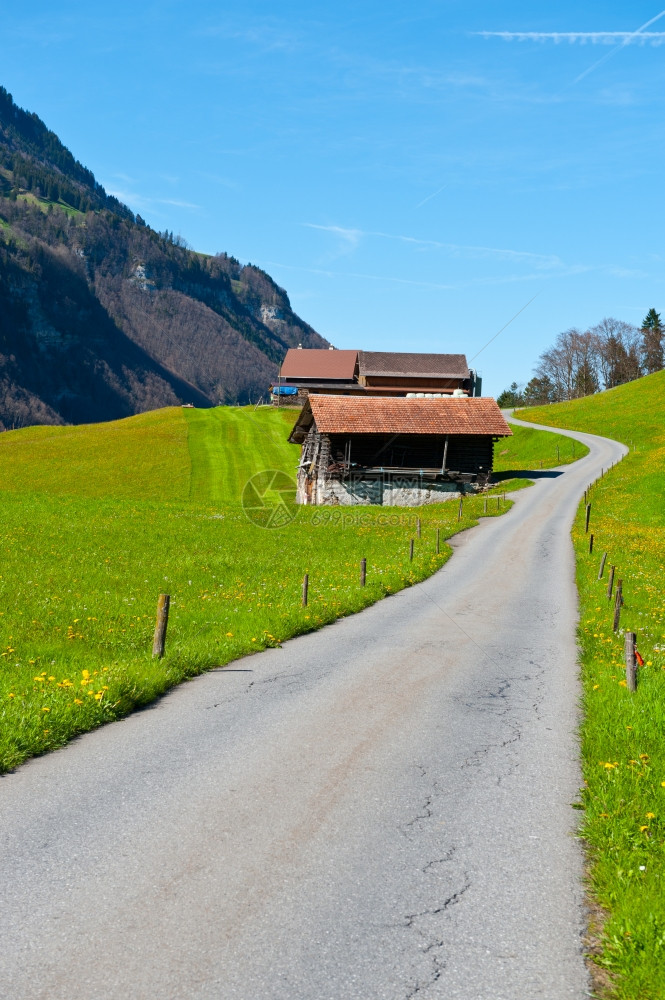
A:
[306,473,474,507]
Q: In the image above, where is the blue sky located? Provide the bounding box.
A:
[3,1,664,396]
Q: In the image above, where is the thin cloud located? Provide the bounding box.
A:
[195,19,301,53]
[262,259,592,291]
[303,223,365,256]
[261,259,456,291]
[106,188,201,213]
[157,198,201,210]
[303,222,567,270]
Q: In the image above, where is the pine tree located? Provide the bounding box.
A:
[641,308,663,374]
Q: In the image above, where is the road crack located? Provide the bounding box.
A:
[401,878,472,999]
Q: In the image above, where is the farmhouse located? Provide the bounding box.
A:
[358,351,478,396]
[272,348,360,403]
[272,348,481,402]
[288,395,511,506]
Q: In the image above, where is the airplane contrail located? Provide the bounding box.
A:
[573,8,665,83]
[416,183,449,209]
[469,292,540,363]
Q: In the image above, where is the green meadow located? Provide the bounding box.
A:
[493,421,588,473]
[0,407,570,775]
[518,369,665,1000]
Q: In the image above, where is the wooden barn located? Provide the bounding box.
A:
[288,395,512,506]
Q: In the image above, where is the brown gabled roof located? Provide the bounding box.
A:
[289,395,511,442]
[358,351,470,379]
[280,348,358,380]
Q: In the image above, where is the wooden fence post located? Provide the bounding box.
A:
[585,504,591,532]
[598,552,607,580]
[152,594,170,659]
[416,517,421,539]
[457,497,463,521]
[436,527,440,555]
[625,631,637,692]
[612,580,623,631]
[360,558,366,587]
[302,573,309,607]
[588,533,594,554]
[607,565,615,600]
[409,538,414,561]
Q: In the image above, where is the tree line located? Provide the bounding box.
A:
[497,310,663,407]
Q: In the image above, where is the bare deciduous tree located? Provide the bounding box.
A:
[590,318,641,389]
[534,328,600,402]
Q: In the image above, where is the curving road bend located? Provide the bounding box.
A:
[1,420,626,1000]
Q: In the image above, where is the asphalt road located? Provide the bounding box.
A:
[1,419,627,1000]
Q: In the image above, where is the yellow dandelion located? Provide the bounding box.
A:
[41,707,50,713]
[74,698,83,705]
[646,812,656,819]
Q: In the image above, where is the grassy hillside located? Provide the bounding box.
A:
[518,370,665,999]
[1,405,544,774]
[493,421,589,473]
[0,406,298,502]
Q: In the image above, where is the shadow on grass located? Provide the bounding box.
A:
[492,469,564,482]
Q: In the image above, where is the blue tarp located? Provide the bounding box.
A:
[271,386,299,395]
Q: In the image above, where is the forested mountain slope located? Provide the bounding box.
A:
[0,86,327,429]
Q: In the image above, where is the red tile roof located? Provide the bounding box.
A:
[280,348,358,379]
[359,351,469,378]
[300,395,511,436]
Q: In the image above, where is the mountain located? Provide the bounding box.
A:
[0,86,328,429]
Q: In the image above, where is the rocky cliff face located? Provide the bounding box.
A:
[0,86,327,429]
